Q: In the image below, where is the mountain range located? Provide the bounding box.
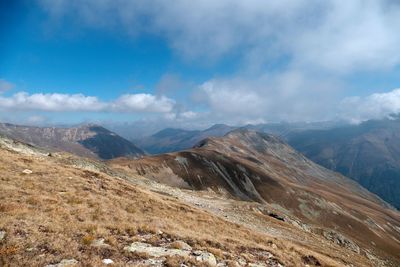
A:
[0,123,145,160]
[3,119,400,210]
[126,119,400,210]
[1,127,400,266]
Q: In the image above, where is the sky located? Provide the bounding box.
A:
[2,0,400,130]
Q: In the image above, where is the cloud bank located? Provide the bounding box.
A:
[340,89,400,123]
[30,0,400,125]
[0,92,175,113]
[38,0,400,72]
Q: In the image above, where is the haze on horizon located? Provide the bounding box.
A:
[2,0,400,131]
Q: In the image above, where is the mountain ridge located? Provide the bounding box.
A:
[0,122,145,159]
[133,123,236,154]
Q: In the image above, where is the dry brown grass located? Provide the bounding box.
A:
[164,254,210,267]
[0,147,376,266]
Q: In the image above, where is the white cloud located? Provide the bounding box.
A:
[112,94,175,113]
[0,79,15,93]
[0,92,105,112]
[0,92,176,113]
[38,0,400,73]
[339,89,400,123]
[33,1,400,125]
[198,70,342,122]
[200,81,263,115]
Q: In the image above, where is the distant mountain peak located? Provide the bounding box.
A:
[225,128,284,144]
[205,123,231,131]
[0,122,144,159]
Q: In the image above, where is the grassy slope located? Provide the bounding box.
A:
[0,142,375,266]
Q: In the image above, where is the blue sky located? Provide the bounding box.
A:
[2,1,400,129]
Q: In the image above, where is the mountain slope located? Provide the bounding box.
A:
[287,118,400,209]
[0,123,145,159]
[0,134,381,267]
[132,122,342,155]
[111,129,400,265]
[134,124,235,154]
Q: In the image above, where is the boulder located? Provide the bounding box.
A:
[124,242,190,258]
[0,230,6,242]
[45,259,78,267]
[102,259,114,265]
[91,238,111,248]
[193,251,217,266]
[22,169,33,174]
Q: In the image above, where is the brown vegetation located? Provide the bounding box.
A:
[0,136,396,266]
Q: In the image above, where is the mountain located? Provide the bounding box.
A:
[245,121,345,138]
[134,124,235,154]
[287,118,400,210]
[1,133,394,266]
[111,129,400,264]
[132,122,343,155]
[0,123,145,159]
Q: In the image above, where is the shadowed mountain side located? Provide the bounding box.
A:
[287,117,400,209]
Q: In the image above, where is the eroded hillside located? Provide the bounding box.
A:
[111,129,400,266]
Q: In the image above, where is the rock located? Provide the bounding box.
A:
[237,258,247,266]
[124,242,190,258]
[124,242,218,266]
[302,255,321,266]
[0,230,6,242]
[218,261,241,267]
[323,230,360,253]
[22,169,33,174]
[92,238,110,248]
[268,212,285,222]
[102,258,114,265]
[0,231,6,242]
[45,259,78,267]
[194,251,217,266]
[134,258,164,267]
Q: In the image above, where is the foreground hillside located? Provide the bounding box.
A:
[1,135,395,266]
[112,129,400,266]
[0,123,144,159]
[287,118,400,209]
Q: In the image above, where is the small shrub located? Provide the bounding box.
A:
[131,251,150,260]
[82,234,96,246]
